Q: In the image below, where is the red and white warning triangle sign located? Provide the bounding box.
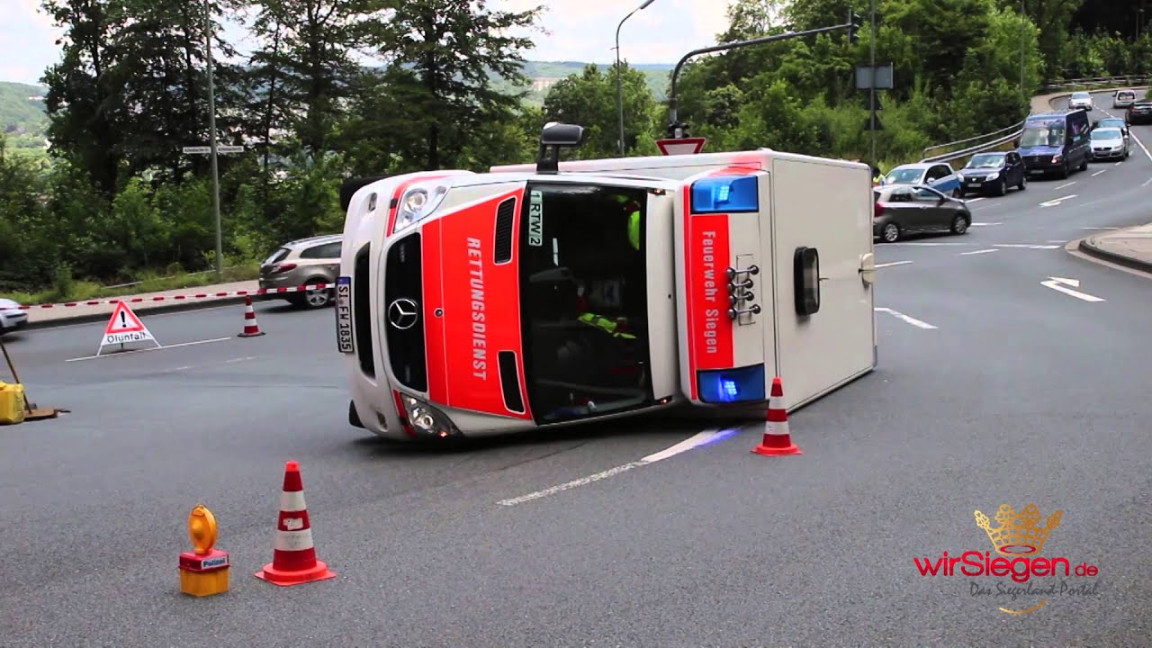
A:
[97,301,161,356]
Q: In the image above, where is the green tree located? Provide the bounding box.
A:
[541,64,657,158]
[373,0,543,169]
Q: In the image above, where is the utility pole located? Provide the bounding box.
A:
[615,0,657,155]
[869,0,877,167]
[205,0,223,276]
[1020,0,1025,95]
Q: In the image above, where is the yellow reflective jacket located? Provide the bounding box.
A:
[578,313,636,340]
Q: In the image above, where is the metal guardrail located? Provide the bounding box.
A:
[917,78,1151,166]
[920,121,1024,161]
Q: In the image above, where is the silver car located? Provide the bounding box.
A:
[1068,91,1094,111]
[0,298,28,335]
[258,234,342,308]
[1089,127,1129,161]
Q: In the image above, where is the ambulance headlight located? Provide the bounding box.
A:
[400,395,460,438]
[394,182,450,233]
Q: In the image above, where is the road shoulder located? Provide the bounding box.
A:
[1069,223,1152,278]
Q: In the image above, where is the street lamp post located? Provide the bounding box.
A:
[205,0,223,276]
[615,0,656,155]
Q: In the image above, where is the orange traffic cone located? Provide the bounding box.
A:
[752,377,802,456]
[237,296,265,337]
[254,461,336,586]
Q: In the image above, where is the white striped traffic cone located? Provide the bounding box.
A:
[237,296,265,337]
[254,460,336,586]
[752,376,802,456]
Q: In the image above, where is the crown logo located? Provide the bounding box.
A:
[974,504,1062,555]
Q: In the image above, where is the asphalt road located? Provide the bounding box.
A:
[2,89,1150,646]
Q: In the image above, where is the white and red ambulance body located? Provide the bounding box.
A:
[336,125,877,441]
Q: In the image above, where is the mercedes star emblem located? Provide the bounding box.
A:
[387,298,419,330]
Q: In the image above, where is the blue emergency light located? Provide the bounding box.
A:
[690,175,759,214]
[696,364,767,404]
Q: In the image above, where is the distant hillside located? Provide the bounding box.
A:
[511,60,673,105]
[0,60,674,148]
[0,82,49,149]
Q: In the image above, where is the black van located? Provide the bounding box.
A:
[1017,109,1091,179]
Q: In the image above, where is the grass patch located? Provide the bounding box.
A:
[0,261,262,305]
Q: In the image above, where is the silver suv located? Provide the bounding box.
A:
[259,234,342,308]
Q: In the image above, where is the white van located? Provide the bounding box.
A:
[336,124,877,441]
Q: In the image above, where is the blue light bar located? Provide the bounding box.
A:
[690,175,759,214]
[696,364,767,404]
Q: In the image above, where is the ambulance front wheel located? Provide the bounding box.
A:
[880,223,900,243]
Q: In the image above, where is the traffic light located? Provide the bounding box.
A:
[848,10,862,44]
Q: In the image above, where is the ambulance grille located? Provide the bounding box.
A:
[353,244,374,378]
[493,197,516,264]
[498,351,525,413]
[383,233,427,392]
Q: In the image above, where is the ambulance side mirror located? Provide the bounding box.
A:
[794,247,821,316]
[536,122,586,175]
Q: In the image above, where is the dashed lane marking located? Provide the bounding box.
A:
[993,244,1062,250]
[960,248,999,256]
[1053,181,1076,191]
[496,428,738,507]
[1040,194,1077,207]
[970,222,1002,227]
[875,261,913,268]
[874,307,937,330]
[1091,169,1107,177]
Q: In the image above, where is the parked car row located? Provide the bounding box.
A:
[873,89,1149,244]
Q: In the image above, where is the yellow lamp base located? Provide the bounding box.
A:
[180,565,230,597]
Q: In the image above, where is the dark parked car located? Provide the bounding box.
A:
[873,184,972,243]
[1126,100,1152,125]
[959,151,1026,196]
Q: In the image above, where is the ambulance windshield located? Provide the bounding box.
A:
[518,182,656,424]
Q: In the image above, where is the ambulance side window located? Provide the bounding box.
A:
[794,247,820,316]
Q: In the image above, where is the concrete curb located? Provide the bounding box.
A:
[21,293,273,331]
[1076,236,1152,274]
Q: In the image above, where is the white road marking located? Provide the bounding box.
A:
[960,248,999,256]
[970,222,1002,227]
[1114,161,1122,166]
[1142,177,1152,188]
[170,366,192,372]
[225,356,256,364]
[875,261,913,268]
[1040,194,1077,207]
[1091,169,1107,177]
[65,337,233,363]
[1080,226,1119,230]
[1053,181,1076,191]
[874,307,937,330]
[1132,129,1152,162]
[496,429,736,506]
[965,197,986,203]
[993,244,1062,250]
[1040,276,1105,303]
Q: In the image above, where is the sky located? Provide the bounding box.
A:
[0,0,734,87]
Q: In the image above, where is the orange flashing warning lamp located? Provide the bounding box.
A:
[178,504,230,597]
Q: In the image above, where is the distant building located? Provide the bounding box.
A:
[531,77,563,93]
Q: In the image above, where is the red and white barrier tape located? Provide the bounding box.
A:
[18,283,333,310]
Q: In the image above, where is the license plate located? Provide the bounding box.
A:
[335,276,354,354]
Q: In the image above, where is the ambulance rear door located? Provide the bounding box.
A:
[768,157,876,411]
[675,166,776,407]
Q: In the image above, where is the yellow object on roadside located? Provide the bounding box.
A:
[0,382,26,425]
